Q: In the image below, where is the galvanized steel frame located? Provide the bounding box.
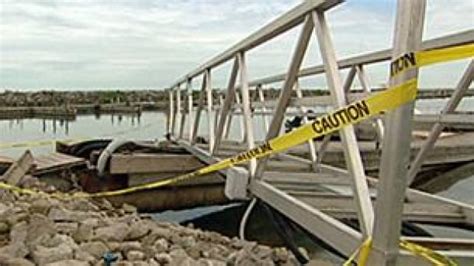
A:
[165,0,474,264]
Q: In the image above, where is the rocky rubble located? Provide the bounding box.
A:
[0,189,303,265]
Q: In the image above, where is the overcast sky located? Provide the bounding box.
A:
[0,0,472,91]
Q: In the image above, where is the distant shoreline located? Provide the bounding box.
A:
[1,88,472,110]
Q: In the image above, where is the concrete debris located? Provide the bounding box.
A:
[0,186,304,265]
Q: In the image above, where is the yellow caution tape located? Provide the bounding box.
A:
[0,181,44,196]
[344,238,457,266]
[343,237,372,266]
[390,43,474,77]
[400,240,458,266]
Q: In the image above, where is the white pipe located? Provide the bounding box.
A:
[97,139,134,176]
[239,198,257,240]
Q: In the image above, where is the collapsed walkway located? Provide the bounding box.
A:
[165,0,474,265]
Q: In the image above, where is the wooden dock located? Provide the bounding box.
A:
[33,152,87,175]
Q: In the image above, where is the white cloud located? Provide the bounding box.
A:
[0,0,472,90]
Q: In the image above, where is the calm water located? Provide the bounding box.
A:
[1,112,166,158]
[0,110,274,158]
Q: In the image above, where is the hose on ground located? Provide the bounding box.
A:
[239,197,257,240]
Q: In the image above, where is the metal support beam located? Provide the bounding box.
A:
[179,82,189,139]
[368,0,426,265]
[255,15,314,179]
[234,90,246,142]
[215,94,224,137]
[249,30,473,87]
[237,52,257,175]
[407,60,474,184]
[256,85,269,133]
[172,89,178,136]
[356,65,385,147]
[251,180,362,255]
[191,74,207,145]
[205,69,215,152]
[294,80,317,167]
[312,10,374,236]
[167,90,174,135]
[187,79,194,141]
[316,66,357,167]
[176,84,182,138]
[213,58,239,154]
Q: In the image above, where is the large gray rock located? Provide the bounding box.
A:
[106,241,121,252]
[115,262,133,266]
[32,243,74,265]
[254,245,273,260]
[94,222,130,242]
[26,214,57,249]
[0,243,29,259]
[4,209,29,227]
[119,241,142,254]
[0,202,9,215]
[0,221,29,258]
[126,250,145,261]
[154,238,169,253]
[72,223,94,243]
[0,221,9,234]
[272,247,289,262]
[73,248,96,263]
[228,249,274,266]
[28,198,57,215]
[126,220,153,240]
[207,244,230,261]
[82,218,102,228]
[45,260,89,266]
[121,203,137,213]
[170,248,196,265]
[48,207,98,222]
[197,258,227,266]
[78,241,108,259]
[150,227,173,240]
[176,236,196,249]
[65,198,99,212]
[131,262,149,266]
[9,221,27,243]
[147,259,160,266]
[55,222,78,235]
[40,234,77,250]
[154,253,172,265]
[0,255,34,266]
